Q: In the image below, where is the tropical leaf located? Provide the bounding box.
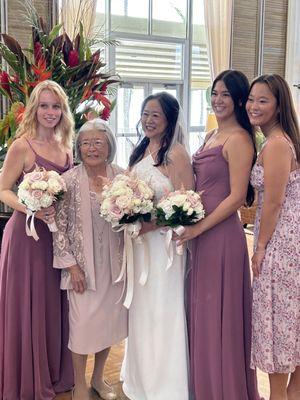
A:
[48,23,63,44]
[0,43,22,73]
[1,34,29,67]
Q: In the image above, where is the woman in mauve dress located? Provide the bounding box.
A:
[0,80,74,400]
[177,70,261,400]
[53,118,128,400]
[247,74,300,400]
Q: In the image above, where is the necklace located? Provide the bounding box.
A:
[147,145,160,158]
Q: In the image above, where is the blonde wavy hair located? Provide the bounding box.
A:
[16,80,74,149]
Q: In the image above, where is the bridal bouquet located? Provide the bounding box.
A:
[18,168,67,240]
[156,189,205,262]
[100,173,154,308]
[100,173,154,226]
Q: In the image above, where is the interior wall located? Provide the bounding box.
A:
[231,0,288,81]
[7,0,51,47]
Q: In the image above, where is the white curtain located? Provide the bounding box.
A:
[61,0,97,39]
[203,0,233,80]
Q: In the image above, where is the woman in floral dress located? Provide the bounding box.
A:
[247,74,300,400]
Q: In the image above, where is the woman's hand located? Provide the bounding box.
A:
[175,223,202,246]
[35,206,56,224]
[139,220,157,235]
[251,250,265,278]
[68,264,87,293]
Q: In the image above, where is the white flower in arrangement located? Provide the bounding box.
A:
[19,180,30,190]
[40,194,53,208]
[47,178,64,194]
[31,180,48,190]
[47,170,60,179]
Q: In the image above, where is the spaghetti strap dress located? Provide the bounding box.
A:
[251,139,300,373]
[187,144,261,400]
[0,141,74,400]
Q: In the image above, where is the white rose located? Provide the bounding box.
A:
[31,181,48,190]
[19,180,30,190]
[25,197,41,211]
[48,178,62,194]
[40,194,53,208]
[116,195,133,209]
[171,194,186,207]
[182,202,190,211]
[133,198,142,206]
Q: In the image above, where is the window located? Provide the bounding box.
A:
[114,39,183,81]
[93,0,211,166]
[111,0,149,34]
[152,0,187,38]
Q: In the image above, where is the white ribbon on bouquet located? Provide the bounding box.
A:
[164,225,186,270]
[114,221,148,309]
[25,209,58,241]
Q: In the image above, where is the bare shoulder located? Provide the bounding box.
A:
[6,138,30,159]
[263,136,291,158]
[168,143,191,163]
[228,128,253,147]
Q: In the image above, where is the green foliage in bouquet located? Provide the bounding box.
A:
[119,212,152,225]
[156,206,200,228]
[0,0,120,159]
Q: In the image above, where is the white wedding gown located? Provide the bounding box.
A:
[121,154,189,400]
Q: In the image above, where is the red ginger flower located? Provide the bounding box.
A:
[34,42,43,65]
[0,70,12,100]
[68,50,79,67]
[101,106,110,121]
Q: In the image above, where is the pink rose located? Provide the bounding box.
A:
[28,172,44,184]
[32,189,43,200]
[109,204,123,221]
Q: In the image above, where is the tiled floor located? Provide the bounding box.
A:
[56,230,270,400]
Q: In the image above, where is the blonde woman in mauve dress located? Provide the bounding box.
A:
[247,74,300,400]
[177,70,261,400]
[0,80,74,400]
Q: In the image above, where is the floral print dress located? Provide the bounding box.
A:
[250,140,300,373]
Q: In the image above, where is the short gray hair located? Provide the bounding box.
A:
[75,118,117,163]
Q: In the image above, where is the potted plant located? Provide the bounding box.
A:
[0,2,120,166]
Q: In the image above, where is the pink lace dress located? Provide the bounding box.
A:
[250,144,300,373]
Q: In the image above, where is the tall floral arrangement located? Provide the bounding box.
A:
[0,1,119,157]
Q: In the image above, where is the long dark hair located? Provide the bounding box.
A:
[249,74,300,162]
[129,92,180,168]
[213,70,257,206]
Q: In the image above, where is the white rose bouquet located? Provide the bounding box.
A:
[100,173,154,226]
[156,189,205,260]
[18,168,67,240]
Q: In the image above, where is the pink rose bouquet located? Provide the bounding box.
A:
[100,173,154,309]
[17,168,66,240]
[100,173,154,226]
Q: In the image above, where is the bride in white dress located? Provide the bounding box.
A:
[121,92,194,400]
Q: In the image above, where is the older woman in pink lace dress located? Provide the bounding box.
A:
[247,74,300,400]
[53,119,127,400]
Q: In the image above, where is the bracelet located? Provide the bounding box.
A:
[254,249,266,254]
